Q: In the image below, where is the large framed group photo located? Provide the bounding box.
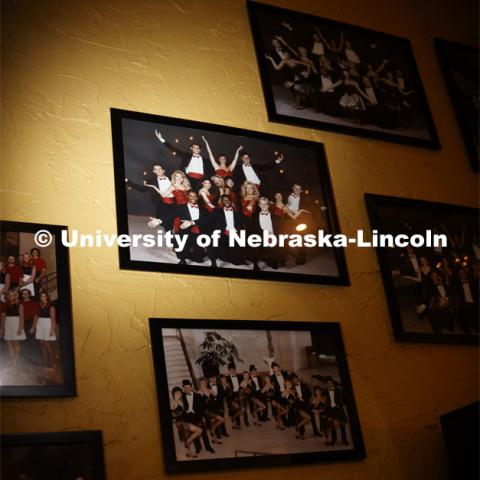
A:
[149,319,365,473]
[365,194,479,344]
[0,220,76,397]
[111,108,349,285]
[247,1,440,149]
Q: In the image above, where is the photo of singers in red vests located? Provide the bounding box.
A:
[119,115,345,282]
[0,229,63,386]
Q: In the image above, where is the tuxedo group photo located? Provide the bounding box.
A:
[161,327,354,461]
[120,117,342,279]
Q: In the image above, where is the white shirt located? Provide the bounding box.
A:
[157,176,173,197]
[321,75,335,92]
[345,48,361,64]
[185,393,194,413]
[275,373,286,392]
[187,203,200,221]
[409,254,419,273]
[365,86,378,105]
[462,282,474,303]
[242,163,261,185]
[287,194,300,213]
[186,155,204,176]
[312,41,324,56]
[437,285,447,298]
[252,376,260,390]
[328,389,336,407]
[259,212,274,233]
[230,375,240,392]
[224,208,236,232]
[295,384,303,401]
[211,384,218,396]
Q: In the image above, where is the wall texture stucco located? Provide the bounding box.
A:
[1,0,478,479]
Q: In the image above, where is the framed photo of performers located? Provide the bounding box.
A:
[435,38,479,171]
[110,108,349,286]
[1,430,106,480]
[0,221,76,397]
[365,194,479,344]
[149,318,365,473]
[247,1,440,149]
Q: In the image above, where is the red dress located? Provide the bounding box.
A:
[6,264,22,286]
[172,189,188,205]
[22,299,40,320]
[30,257,47,273]
[272,205,286,217]
[241,197,257,217]
[216,168,232,178]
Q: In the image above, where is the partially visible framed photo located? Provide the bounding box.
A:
[435,38,479,171]
[0,221,76,396]
[149,318,365,474]
[111,108,349,286]
[247,1,440,149]
[1,430,106,480]
[365,194,479,344]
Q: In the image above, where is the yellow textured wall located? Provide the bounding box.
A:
[1,0,478,479]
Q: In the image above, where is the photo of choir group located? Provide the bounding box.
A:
[150,321,365,472]
[248,1,439,148]
[113,110,348,284]
[0,222,75,396]
[365,195,479,342]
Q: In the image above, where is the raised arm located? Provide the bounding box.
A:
[338,32,345,51]
[154,129,186,158]
[375,59,389,74]
[315,27,330,49]
[201,136,219,170]
[229,145,244,171]
[276,35,298,57]
[265,54,284,71]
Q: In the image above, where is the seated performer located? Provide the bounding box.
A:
[323,377,349,446]
[226,363,247,428]
[154,130,212,190]
[202,135,243,178]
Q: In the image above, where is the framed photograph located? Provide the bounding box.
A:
[435,38,479,171]
[365,194,479,344]
[0,220,76,397]
[111,108,349,286]
[247,1,440,149]
[149,318,365,473]
[1,430,106,480]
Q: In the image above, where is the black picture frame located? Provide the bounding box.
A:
[247,1,440,150]
[1,430,106,480]
[435,38,479,171]
[364,193,479,345]
[149,318,366,474]
[110,107,350,286]
[0,220,76,397]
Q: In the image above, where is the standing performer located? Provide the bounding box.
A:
[20,288,40,363]
[154,130,212,190]
[19,253,36,298]
[1,290,26,366]
[323,378,349,446]
[201,136,243,178]
[34,292,57,367]
[6,256,23,290]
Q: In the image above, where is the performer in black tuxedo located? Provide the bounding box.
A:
[208,374,229,438]
[126,163,176,231]
[250,197,285,271]
[270,362,290,406]
[323,378,349,446]
[181,380,215,454]
[249,364,270,421]
[226,363,248,427]
[453,269,479,333]
[417,270,454,334]
[290,373,321,437]
[171,191,214,266]
[211,195,246,266]
[154,129,213,190]
[233,151,283,196]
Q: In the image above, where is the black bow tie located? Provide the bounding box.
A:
[244,164,252,167]
[192,155,200,158]
[158,177,167,180]
[224,207,233,211]
[189,204,198,208]
[186,393,193,396]
[261,212,270,215]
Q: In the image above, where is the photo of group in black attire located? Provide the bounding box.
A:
[151,323,365,469]
[248,1,439,148]
[366,194,479,341]
[113,110,349,285]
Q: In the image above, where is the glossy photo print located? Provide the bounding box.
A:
[365,194,479,344]
[247,1,439,149]
[111,108,349,286]
[0,221,76,397]
[149,319,365,473]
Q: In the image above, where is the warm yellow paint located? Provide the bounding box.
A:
[1,0,478,478]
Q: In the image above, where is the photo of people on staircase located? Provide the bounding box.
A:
[0,228,63,387]
[160,326,359,462]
